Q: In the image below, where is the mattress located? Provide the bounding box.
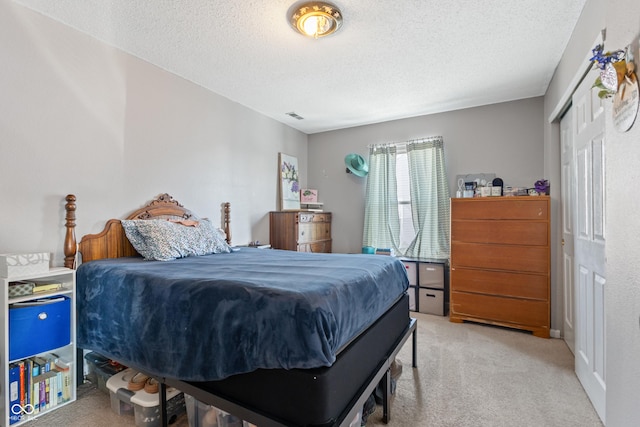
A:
[76,248,409,381]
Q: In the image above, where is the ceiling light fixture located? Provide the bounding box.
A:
[289,2,343,39]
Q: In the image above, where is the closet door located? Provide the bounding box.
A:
[571,67,606,424]
[560,103,575,354]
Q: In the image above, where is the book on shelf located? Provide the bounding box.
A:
[7,353,72,421]
[45,377,50,410]
[25,359,31,415]
[31,361,40,415]
[52,356,72,402]
[39,379,46,411]
[19,361,25,410]
[32,280,63,293]
[8,280,63,299]
[9,363,20,424]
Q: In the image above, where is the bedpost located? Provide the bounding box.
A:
[64,194,77,269]
[223,202,231,246]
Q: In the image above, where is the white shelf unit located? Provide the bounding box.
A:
[1,267,76,427]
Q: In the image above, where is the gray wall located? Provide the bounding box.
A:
[308,97,545,255]
[0,1,307,265]
[601,0,640,424]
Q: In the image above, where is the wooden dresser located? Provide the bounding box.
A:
[269,211,332,253]
[449,196,550,338]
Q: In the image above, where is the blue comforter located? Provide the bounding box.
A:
[76,248,409,381]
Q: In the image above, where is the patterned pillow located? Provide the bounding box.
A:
[121,219,231,261]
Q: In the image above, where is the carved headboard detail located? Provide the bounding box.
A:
[64,194,231,268]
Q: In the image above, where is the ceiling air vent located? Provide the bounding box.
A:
[286,112,304,120]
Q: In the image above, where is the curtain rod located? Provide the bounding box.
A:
[367,135,443,149]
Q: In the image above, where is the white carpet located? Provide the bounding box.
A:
[369,313,603,427]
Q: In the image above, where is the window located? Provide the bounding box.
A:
[363,137,450,259]
[395,149,416,252]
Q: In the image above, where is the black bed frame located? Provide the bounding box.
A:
[152,317,417,427]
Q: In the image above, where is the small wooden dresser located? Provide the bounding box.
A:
[269,211,332,253]
[449,196,550,337]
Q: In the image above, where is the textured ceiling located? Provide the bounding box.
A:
[14,0,587,134]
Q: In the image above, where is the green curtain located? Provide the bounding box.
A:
[405,137,450,259]
[363,137,450,259]
[362,144,401,254]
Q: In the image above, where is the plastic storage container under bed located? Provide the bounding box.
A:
[107,367,185,427]
[84,351,126,395]
[184,394,357,427]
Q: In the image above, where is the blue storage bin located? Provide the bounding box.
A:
[9,296,71,360]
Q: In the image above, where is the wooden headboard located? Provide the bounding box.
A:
[64,194,231,268]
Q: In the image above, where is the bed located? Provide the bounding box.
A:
[63,193,417,427]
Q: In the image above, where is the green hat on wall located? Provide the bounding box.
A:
[344,153,369,177]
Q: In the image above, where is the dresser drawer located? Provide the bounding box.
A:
[450,291,549,327]
[297,222,331,243]
[451,220,548,246]
[451,242,548,274]
[297,240,332,253]
[451,268,548,300]
[298,212,331,223]
[451,198,548,220]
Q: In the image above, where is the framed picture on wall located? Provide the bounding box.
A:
[278,152,300,210]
